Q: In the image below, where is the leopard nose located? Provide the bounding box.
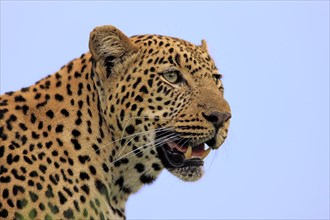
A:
[202,112,231,129]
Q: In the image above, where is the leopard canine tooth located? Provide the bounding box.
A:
[184,146,192,159]
[201,147,211,159]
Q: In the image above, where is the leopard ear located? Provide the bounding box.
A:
[89,25,138,65]
[200,39,208,52]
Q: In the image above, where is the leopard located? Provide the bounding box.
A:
[0,25,231,219]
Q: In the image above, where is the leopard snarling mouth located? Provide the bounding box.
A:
[156,133,215,169]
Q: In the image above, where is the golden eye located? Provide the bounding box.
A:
[163,71,180,84]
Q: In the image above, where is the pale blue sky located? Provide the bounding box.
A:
[1,1,329,219]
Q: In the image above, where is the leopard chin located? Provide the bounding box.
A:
[168,166,204,182]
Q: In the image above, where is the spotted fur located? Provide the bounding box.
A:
[0,25,231,219]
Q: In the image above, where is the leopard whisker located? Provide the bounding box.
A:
[127,135,184,161]
[119,115,173,151]
[176,138,190,150]
[84,126,174,162]
[120,115,171,144]
[118,132,178,160]
[112,132,179,164]
[123,132,184,161]
[117,126,174,158]
[123,134,180,162]
[121,115,164,123]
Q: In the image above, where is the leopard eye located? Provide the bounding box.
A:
[163,71,180,84]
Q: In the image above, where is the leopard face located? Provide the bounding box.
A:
[89,26,231,182]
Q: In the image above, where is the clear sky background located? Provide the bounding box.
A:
[1,1,329,219]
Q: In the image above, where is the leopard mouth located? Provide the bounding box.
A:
[156,134,214,169]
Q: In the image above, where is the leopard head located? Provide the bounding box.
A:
[89,25,231,183]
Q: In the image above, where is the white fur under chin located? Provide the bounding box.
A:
[169,166,204,182]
